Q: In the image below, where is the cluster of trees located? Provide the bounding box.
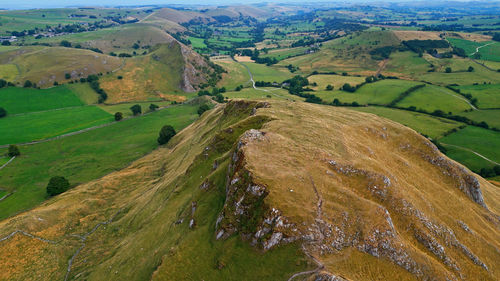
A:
[369,46,395,60]
[197,104,210,116]
[403,40,450,54]
[198,87,226,103]
[87,75,108,103]
[387,84,426,107]
[446,86,478,107]
[46,176,70,196]
[479,165,500,178]
[239,49,278,66]
[157,125,176,145]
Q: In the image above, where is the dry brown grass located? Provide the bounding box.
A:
[0,100,498,280]
[234,55,254,62]
[393,31,443,41]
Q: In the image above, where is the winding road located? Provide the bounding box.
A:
[236,59,289,99]
[469,42,496,56]
[441,143,499,166]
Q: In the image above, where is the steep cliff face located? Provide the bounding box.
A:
[0,100,498,281]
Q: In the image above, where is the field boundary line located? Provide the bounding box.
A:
[0,104,179,148]
[441,143,499,166]
[0,156,15,170]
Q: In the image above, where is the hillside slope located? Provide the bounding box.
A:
[100,39,214,103]
[0,100,498,280]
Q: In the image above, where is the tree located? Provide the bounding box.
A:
[114,112,123,121]
[326,84,334,91]
[467,66,474,72]
[214,93,224,103]
[445,67,452,73]
[23,80,33,88]
[46,176,70,196]
[0,107,6,118]
[0,79,7,88]
[494,165,500,175]
[8,144,20,157]
[149,104,159,111]
[197,104,210,116]
[157,125,176,145]
[60,40,71,47]
[342,83,356,92]
[1,40,11,46]
[130,104,142,115]
[65,73,71,79]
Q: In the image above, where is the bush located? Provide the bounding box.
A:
[149,104,159,111]
[326,84,333,91]
[157,125,176,145]
[65,73,71,79]
[341,83,356,92]
[0,79,7,88]
[46,176,70,196]
[494,165,500,175]
[467,66,474,72]
[130,104,142,115]
[23,80,33,88]
[8,144,20,157]
[197,104,210,116]
[445,67,452,73]
[60,40,71,47]
[117,75,123,80]
[114,112,123,121]
[0,107,6,118]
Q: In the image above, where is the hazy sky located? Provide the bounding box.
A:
[0,0,364,10]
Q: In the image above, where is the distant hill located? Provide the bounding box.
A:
[1,100,498,280]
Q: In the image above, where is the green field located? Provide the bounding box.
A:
[452,84,500,109]
[352,106,463,139]
[459,109,500,129]
[307,74,366,91]
[0,86,84,114]
[99,100,175,117]
[241,62,294,83]
[189,37,208,49]
[0,106,113,145]
[448,38,500,62]
[396,84,472,114]
[440,126,500,172]
[385,51,431,76]
[0,104,198,219]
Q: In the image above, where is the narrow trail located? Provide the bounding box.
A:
[376,59,389,76]
[436,87,478,110]
[65,209,123,281]
[469,42,496,56]
[235,59,288,99]
[0,104,178,149]
[0,156,15,170]
[441,143,499,166]
[0,230,57,244]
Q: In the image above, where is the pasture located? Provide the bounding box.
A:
[0,104,198,219]
[307,74,366,91]
[395,84,472,113]
[0,86,84,114]
[352,106,463,139]
[240,62,294,83]
[440,126,500,171]
[452,84,500,109]
[0,106,113,145]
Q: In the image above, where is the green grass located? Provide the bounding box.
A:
[99,101,175,117]
[0,104,198,219]
[459,109,500,130]
[0,86,84,114]
[65,83,99,105]
[225,88,301,101]
[396,84,472,114]
[260,47,308,61]
[0,157,10,167]
[440,126,500,172]
[385,51,431,76]
[0,106,113,145]
[448,38,500,62]
[452,84,500,109]
[241,62,294,83]
[189,37,208,49]
[314,79,422,105]
[352,106,463,139]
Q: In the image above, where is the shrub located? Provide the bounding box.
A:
[60,40,71,47]
[341,83,356,92]
[445,67,452,73]
[0,79,6,88]
[326,84,333,91]
[157,125,176,145]
[117,75,123,80]
[197,104,210,116]
[114,112,123,121]
[23,80,33,88]
[130,104,142,115]
[467,66,474,72]
[494,165,500,175]
[65,73,71,79]
[46,176,70,196]
[149,104,159,111]
[8,144,20,157]
[0,107,6,118]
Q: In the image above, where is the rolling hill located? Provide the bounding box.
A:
[1,100,498,281]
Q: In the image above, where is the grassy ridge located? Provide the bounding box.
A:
[0,104,198,219]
